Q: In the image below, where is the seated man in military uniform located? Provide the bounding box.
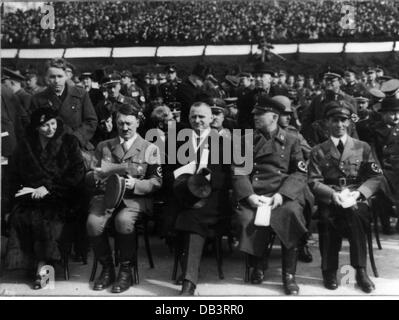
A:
[232,95,308,295]
[86,103,162,293]
[308,101,382,293]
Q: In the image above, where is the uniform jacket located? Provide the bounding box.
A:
[94,134,162,214]
[237,86,257,129]
[31,84,98,148]
[341,81,367,97]
[15,88,32,115]
[369,121,399,204]
[160,79,180,104]
[308,136,382,205]
[232,127,307,202]
[231,127,308,250]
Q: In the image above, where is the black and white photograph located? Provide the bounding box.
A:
[1,0,399,300]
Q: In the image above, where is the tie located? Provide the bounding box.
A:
[122,141,129,153]
[196,137,201,149]
[337,139,344,154]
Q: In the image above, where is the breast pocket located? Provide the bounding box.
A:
[348,157,362,176]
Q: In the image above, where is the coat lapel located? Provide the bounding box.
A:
[253,131,273,157]
[110,138,124,161]
[122,135,143,161]
[323,139,341,160]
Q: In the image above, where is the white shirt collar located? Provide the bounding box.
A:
[330,134,348,147]
[119,134,138,151]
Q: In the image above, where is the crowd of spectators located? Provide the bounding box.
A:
[2,0,399,48]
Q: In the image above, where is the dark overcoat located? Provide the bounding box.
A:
[232,127,308,256]
[30,84,98,148]
[162,130,230,237]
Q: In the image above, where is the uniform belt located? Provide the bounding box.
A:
[324,177,360,187]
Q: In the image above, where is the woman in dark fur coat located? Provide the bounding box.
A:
[5,107,85,289]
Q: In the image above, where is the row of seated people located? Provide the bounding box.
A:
[1,59,398,296]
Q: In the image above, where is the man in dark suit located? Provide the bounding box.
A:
[163,102,229,296]
[232,95,308,295]
[30,59,98,149]
[308,103,382,293]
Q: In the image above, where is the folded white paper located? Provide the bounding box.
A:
[173,161,196,179]
[254,203,272,227]
[15,187,36,197]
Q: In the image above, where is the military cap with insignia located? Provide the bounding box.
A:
[353,91,370,102]
[206,97,227,113]
[379,97,399,112]
[272,95,293,114]
[252,94,285,115]
[323,68,343,80]
[101,72,121,86]
[325,100,353,119]
[380,79,399,97]
[366,67,376,74]
[24,68,39,79]
[225,75,239,88]
[344,68,356,75]
[238,72,252,78]
[224,97,238,106]
[120,70,133,79]
[2,67,25,82]
[165,65,177,73]
[253,62,275,76]
[79,72,94,81]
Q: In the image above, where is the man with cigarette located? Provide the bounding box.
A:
[308,101,382,293]
[232,94,308,295]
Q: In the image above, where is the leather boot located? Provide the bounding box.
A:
[249,255,264,284]
[179,279,196,296]
[282,246,299,295]
[356,268,375,293]
[111,261,133,293]
[90,235,115,291]
[322,270,338,290]
[93,259,116,291]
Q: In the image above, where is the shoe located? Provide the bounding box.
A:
[250,268,264,284]
[33,275,42,290]
[179,279,196,296]
[356,268,375,293]
[93,265,115,291]
[175,273,184,285]
[111,262,133,293]
[322,270,338,290]
[298,245,313,263]
[282,273,299,295]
